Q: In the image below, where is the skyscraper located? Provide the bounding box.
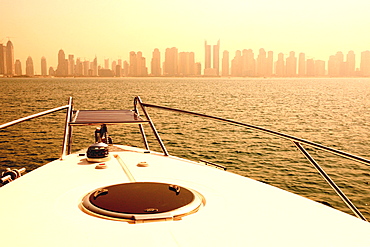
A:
[56,49,66,76]
[49,67,55,76]
[286,51,297,77]
[68,55,75,76]
[195,62,201,76]
[267,51,273,76]
[6,40,14,76]
[164,47,178,76]
[151,48,161,76]
[298,53,306,77]
[213,40,220,76]
[256,48,267,77]
[75,58,83,76]
[92,57,98,76]
[360,51,370,76]
[14,59,22,76]
[123,61,129,77]
[314,60,325,76]
[129,51,137,76]
[83,60,90,76]
[275,53,285,77]
[178,52,187,76]
[328,52,344,77]
[41,56,47,76]
[346,51,355,76]
[0,44,6,75]
[306,59,314,76]
[26,56,34,76]
[204,40,220,76]
[129,51,148,77]
[231,50,242,77]
[243,49,255,77]
[104,59,109,70]
[222,50,229,76]
[111,61,117,75]
[178,52,195,76]
[137,52,148,76]
[204,41,211,71]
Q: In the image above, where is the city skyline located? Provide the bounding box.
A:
[2,39,370,77]
[2,0,370,75]
[2,38,370,76]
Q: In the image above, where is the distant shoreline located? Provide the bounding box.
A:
[2,75,370,79]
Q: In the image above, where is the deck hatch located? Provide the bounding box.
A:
[81,182,204,222]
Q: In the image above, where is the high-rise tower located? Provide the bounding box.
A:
[242,49,255,77]
[213,40,220,75]
[14,59,22,76]
[256,48,267,77]
[178,52,195,76]
[26,56,34,76]
[164,47,178,76]
[267,51,273,76]
[346,51,355,76]
[298,53,306,77]
[231,50,242,76]
[360,51,370,76]
[328,51,344,77]
[128,51,148,77]
[0,44,6,75]
[6,40,14,75]
[41,57,47,76]
[56,49,66,76]
[129,51,137,76]
[306,59,314,76]
[68,55,75,76]
[222,50,229,76]
[286,51,297,77]
[151,48,161,76]
[275,53,285,77]
[204,41,211,71]
[204,40,220,76]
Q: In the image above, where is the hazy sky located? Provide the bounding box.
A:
[2,0,370,72]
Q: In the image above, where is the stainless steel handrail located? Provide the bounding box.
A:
[133,98,150,151]
[140,102,370,166]
[0,99,73,160]
[135,96,169,156]
[61,97,73,160]
[137,98,368,221]
[0,105,70,129]
[294,142,367,221]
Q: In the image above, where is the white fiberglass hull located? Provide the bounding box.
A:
[1,145,369,246]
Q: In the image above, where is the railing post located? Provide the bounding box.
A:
[60,97,73,160]
[134,97,150,151]
[134,96,169,156]
[293,141,367,221]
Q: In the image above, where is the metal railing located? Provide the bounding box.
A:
[0,98,73,160]
[61,97,73,159]
[1,96,368,221]
[0,104,70,129]
[135,96,369,221]
[134,96,169,156]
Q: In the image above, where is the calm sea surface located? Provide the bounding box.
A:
[1,77,370,219]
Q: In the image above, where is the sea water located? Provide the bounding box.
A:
[1,77,369,219]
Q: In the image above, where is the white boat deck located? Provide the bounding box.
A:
[1,145,370,246]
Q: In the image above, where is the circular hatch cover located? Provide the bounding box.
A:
[81,182,204,222]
